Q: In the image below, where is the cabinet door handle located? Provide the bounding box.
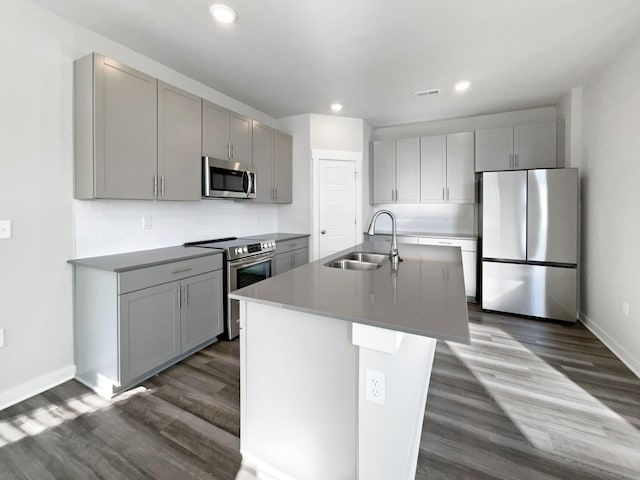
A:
[177,286,181,308]
[184,285,189,306]
[446,187,449,201]
[275,187,278,200]
[231,143,235,159]
[160,175,165,197]
[442,188,445,200]
[227,142,231,160]
[171,267,193,274]
[515,153,518,168]
[153,175,158,196]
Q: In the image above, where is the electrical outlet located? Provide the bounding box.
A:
[142,216,152,230]
[365,369,386,405]
[0,220,12,239]
[622,301,630,317]
[0,328,5,348]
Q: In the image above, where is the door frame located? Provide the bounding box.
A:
[311,149,363,261]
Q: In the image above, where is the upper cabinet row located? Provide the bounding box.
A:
[372,131,475,205]
[74,53,291,203]
[475,122,557,172]
[371,120,558,204]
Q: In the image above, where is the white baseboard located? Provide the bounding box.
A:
[239,451,297,480]
[0,365,76,411]
[579,313,640,379]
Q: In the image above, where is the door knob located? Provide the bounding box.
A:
[321,230,326,234]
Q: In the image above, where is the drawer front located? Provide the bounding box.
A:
[419,237,476,251]
[276,237,309,255]
[119,254,223,294]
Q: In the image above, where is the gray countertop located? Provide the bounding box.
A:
[230,240,470,344]
[68,246,222,272]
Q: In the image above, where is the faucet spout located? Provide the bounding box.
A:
[367,209,402,265]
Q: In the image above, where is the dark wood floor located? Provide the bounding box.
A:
[1,305,639,479]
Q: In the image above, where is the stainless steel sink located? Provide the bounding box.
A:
[325,259,382,271]
[342,252,388,264]
[324,251,388,271]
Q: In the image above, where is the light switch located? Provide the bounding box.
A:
[0,220,12,239]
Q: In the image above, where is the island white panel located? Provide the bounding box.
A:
[241,302,358,480]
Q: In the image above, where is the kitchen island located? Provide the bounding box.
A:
[230,240,470,480]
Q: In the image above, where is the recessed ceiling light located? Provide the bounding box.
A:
[210,4,237,24]
[455,81,471,92]
[331,103,343,112]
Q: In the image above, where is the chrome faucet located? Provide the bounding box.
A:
[367,210,402,265]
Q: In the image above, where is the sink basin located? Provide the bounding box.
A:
[342,252,389,265]
[324,251,389,271]
[325,259,383,271]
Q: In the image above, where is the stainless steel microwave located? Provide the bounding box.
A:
[202,157,256,199]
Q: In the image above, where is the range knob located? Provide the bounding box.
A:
[235,247,242,254]
[243,246,248,253]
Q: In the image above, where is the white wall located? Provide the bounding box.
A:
[310,114,364,152]
[0,0,278,407]
[578,32,640,376]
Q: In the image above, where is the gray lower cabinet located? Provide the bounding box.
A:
[74,254,223,397]
[120,281,181,385]
[273,237,309,275]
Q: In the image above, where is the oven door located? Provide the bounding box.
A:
[203,157,256,199]
[227,253,273,339]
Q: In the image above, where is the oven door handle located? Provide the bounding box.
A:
[230,254,274,270]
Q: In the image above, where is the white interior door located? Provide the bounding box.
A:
[318,160,357,258]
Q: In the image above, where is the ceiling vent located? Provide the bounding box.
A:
[415,89,440,97]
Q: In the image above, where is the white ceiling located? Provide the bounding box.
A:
[29,0,640,127]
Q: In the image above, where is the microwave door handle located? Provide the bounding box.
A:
[245,171,253,197]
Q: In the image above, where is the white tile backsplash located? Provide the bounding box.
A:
[365,203,476,235]
[73,199,278,258]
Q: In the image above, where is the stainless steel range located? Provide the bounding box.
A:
[184,237,276,339]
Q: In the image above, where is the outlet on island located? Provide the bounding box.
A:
[365,369,386,405]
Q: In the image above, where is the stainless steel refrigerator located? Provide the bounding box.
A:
[480,168,578,322]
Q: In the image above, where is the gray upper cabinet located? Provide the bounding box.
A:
[252,121,274,203]
[273,130,293,203]
[420,132,475,204]
[202,100,252,165]
[395,137,421,203]
[202,100,230,160]
[372,141,395,204]
[514,122,557,170]
[446,132,475,203]
[75,53,205,201]
[230,112,253,165]
[372,138,420,204]
[75,53,158,200]
[251,121,292,204]
[475,122,557,172]
[158,82,202,201]
[420,135,446,203]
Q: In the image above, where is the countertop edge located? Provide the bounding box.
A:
[229,293,471,345]
[68,248,222,273]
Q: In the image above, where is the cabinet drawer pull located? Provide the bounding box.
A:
[438,241,453,245]
[171,267,193,274]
